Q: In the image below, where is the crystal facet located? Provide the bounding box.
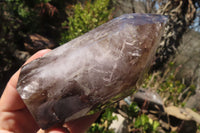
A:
[17,13,167,129]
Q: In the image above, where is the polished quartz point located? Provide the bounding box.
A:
[17,13,167,129]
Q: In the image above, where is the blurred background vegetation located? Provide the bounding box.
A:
[0,0,200,132]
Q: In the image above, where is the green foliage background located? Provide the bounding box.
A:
[0,0,199,132]
[60,0,113,44]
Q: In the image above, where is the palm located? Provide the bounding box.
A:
[0,50,49,133]
[0,107,39,133]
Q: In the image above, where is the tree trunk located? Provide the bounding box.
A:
[153,0,197,70]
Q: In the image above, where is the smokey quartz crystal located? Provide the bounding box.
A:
[17,13,167,129]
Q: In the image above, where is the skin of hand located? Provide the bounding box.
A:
[0,49,99,133]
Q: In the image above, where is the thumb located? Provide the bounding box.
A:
[37,126,69,133]
[46,127,69,133]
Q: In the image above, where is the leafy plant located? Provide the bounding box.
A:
[60,0,113,44]
[142,62,196,106]
[133,114,160,133]
[122,102,140,120]
[87,107,117,133]
[119,102,160,133]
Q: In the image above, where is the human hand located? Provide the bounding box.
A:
[0,49,99,133]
